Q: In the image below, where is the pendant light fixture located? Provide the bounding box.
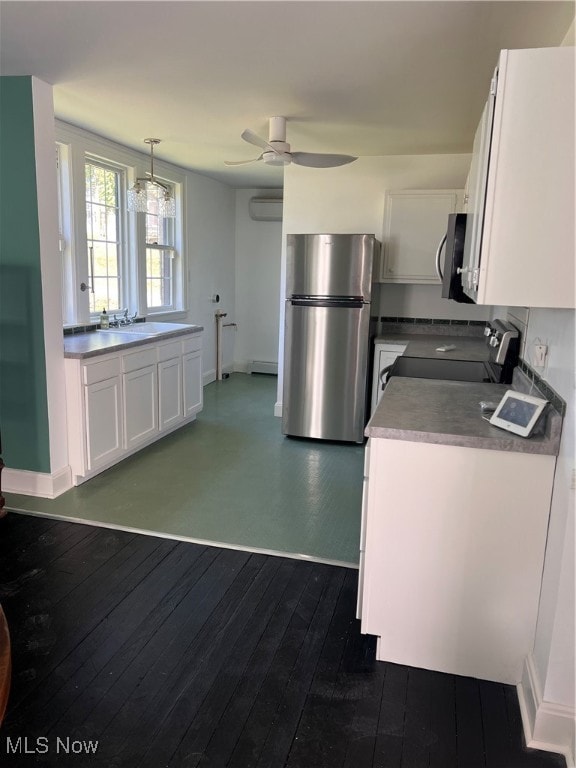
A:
[127,138,176,218]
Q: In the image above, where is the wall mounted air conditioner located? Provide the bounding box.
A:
[249,198,283,222]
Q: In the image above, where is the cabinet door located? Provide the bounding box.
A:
[183,351,203,418]
[371,344,406,415]
[474,47,574,308]
[361,438,555,684]
[356,440,371,620]
[381,190,463,283]
[123,365,158,450]
[84,376,123,471]
[158,357,183,431]
[461,93,496,300]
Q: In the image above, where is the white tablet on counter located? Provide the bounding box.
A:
[489,390,548,437]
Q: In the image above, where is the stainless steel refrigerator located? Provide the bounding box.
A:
[282,233,379,443]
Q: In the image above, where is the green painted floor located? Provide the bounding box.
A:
[6,374,364,566]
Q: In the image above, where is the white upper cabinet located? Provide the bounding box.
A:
[462,47,575,308]
[380,189,464,283]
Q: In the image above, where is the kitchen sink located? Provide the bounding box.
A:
[99,322,186,336]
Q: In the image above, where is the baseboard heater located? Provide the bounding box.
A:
[247,360,278,375]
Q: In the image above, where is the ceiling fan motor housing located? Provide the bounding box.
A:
[264,141,291,166]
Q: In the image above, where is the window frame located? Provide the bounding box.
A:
[142,182,179,315]
[55,121,187,327]
[84,155,126,317]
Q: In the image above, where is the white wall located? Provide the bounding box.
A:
[34,78,70,493]
[234,189,282,371]
[277,154,491,409]
[185,175,236,382]
[525,308,575,741]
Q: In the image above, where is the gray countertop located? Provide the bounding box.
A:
[64,323,203,359]
[375,333,490,362]
[366,377,561,455]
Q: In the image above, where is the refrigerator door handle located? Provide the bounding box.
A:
[290,298,365,309]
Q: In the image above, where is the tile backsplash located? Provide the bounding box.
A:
[379,317,486,337]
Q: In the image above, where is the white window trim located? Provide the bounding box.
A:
[85,154,127,319]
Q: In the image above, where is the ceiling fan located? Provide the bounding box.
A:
[225,116,357,169]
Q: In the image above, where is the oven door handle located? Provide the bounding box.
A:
[379,363,395,391]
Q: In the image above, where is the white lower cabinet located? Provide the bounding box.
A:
[358,437,556,684]
[123,365,158,449]
[158,357,183,431]
[65,332,203,485]
[183,351,203,418]
[85,375,123,471]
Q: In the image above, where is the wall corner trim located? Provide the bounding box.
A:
[3,466,72,500]
[517,653,575,767]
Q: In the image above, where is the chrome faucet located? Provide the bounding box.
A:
[109,310,137,327]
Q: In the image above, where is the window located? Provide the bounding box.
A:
[85,159,123,314]
[145,183,177,312]
[55,122,186,326]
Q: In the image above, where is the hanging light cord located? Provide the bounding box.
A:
[134,138,171,196]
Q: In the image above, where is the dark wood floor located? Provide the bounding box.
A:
[0,513,565,768]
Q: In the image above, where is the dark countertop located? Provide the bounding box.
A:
[64,323,203,359]
[375,333,490,362]
[366,377,561,456]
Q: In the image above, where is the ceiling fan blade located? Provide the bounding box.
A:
[224,154,263,166]
[241,129,270,150]
[242,128,292,162]
[290,152,357,168]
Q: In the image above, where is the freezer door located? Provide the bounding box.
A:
[282,301,371,442]
[286,234,376,300]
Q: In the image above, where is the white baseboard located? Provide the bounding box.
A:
[274,400,282,418]
[4,465,72,499]
[517,653,575,767]
[203,368,216,385]
[203,366,236,384]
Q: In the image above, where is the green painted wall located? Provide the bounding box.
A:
[0,77,51,472]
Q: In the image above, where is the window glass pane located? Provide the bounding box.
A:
[86,159,122,315]
[146,245,174,309]
[145,183,174,246]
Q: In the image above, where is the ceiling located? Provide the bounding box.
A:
[1,1,573,188]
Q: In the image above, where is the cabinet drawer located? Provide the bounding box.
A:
[82,357,120,385]
[157,341,181,363]
[182,334,202,354]
[122,346,157,373]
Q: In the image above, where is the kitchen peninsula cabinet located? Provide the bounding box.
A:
[64,328,203,485]
[358,377,561,685]
[380,189,464,283]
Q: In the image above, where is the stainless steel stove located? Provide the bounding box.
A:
[386,319,520,386]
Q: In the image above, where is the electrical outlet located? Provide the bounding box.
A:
[533,344,548,367]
